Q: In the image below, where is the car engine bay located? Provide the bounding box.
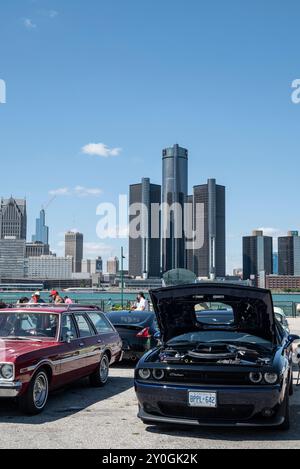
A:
[158,343,273,366]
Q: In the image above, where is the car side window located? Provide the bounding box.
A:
[61,314,77,341]
[75,314,95,338]
[87,312,114,334]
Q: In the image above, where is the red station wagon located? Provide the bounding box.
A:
[0,305,123,414]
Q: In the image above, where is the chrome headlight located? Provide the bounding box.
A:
[152,369,165,380]
[138,369,151,380]
[1,364,13,380]
[264,372,278,384]
[249,372,263,384]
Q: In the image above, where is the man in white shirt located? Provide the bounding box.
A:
[135,292,149,311]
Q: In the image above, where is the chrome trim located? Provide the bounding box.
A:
[19,350,101,374]
[0,380,22,397]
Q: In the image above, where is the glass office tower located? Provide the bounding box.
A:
[32,209,49,245]
[278,231,300,276]
[162,144,188,273]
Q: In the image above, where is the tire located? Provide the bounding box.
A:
[19,369,49,415]
[277,392,290,431]
[90,353,110,387]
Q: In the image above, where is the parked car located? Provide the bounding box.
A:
[0,305,122,414]
[274,307,290,334]
[106,310,158,361]
[135,283,299,430]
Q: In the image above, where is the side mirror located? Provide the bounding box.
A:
[285,334,300,349]
[65,331,74,344]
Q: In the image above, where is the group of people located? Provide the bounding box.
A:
[0,290,150,311]
[17,290,74,305]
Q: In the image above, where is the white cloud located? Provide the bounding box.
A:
[49,186,103,198]
[49,187,69,196]
[23,18,37,30]
[82,143,122,158]
[48,10,58,19]
[74,186,103,197]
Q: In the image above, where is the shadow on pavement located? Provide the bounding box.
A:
[145,404,300,442]
[0,375,133,425]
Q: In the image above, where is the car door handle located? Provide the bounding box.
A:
[97,339,102,344]
[79,342,85,347]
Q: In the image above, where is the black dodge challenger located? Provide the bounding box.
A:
[135,284,299,429]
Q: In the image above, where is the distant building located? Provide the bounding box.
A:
[82,257,103,275]
[278,231,300,276]
[0,238,26,278]
[129,178,161,278]
[32,209,49,245]
[162,144,188,273]
[65,232,83,273]
[27,255,73,279]
[243,230,273,283]
[26,242,50,258]
[266,275,300,291]
[186,179,226,279]
[233,268,243,278]
[107,257,119,275]
[0,197,27,240]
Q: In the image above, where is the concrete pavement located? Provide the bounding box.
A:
[0,320,300,449]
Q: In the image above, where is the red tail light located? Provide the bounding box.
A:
[136,327,151,338]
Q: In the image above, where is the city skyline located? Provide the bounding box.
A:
[1,1,300,272]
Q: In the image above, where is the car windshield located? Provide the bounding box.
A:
[107,311,153,326]
[167,330,273,349]
[0,312,59,339]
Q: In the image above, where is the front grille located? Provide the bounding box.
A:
[166,370,250,386]
[158,403,254,421]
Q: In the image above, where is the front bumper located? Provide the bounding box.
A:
[135,381,286,427]
[0,381,22,398]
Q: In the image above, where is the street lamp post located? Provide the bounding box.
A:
[121,247,125,309]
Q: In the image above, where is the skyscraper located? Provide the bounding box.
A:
[0,239,26,278]
[0,197,27,240]
[186,179,226,278]
[65,231,84,273]
[129,178,161,278]
[162,144,188,273]
[243,230,273,282]
[107,257,119,275]
[26,242,50,258]
[278,231,300,276]
[32,209,49,245]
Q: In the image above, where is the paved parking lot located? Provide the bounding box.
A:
[1,321,300,449]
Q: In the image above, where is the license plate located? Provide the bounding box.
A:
[188,391,217,408]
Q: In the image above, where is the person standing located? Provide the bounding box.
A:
[49,290,64,304]
[64,296,73,305]
[134,292,149,311]
[29,292,45,304]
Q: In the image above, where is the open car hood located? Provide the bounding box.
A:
[149,283,276,344]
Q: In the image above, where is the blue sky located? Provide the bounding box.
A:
[0,0,300,272]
